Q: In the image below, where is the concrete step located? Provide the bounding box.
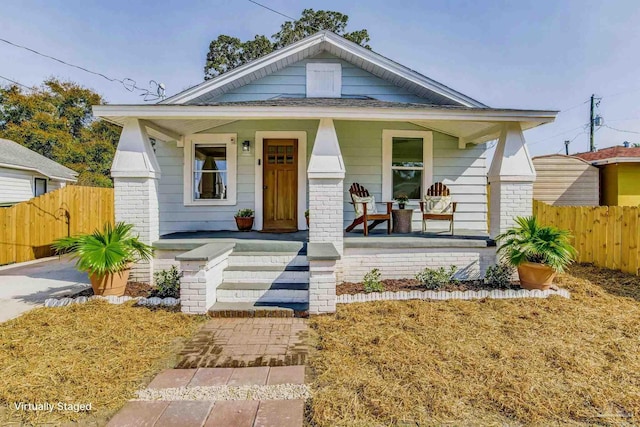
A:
[227,253,309,268]
[208,301,309,318]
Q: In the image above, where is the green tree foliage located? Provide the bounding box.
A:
[204,9,371,79]
[0,79,120,187]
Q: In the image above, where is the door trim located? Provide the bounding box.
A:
[255,131,307,231]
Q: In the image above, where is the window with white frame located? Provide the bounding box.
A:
[382,130,433,202]
[184,134,237,205]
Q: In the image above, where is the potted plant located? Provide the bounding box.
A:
[394,193,409,209]
[305,209,309,227]
[52,222,153,296]
[234,208,254,231]
[496,216,576,290]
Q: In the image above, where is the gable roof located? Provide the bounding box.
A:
[0,138,78,181]
[161,31,487,108]
[574,146,640,165]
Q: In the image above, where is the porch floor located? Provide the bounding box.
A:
[154,229,493,251]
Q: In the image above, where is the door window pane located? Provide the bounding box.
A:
[392,137,423,167]
[194,145,227,200]
[392,169,422,200]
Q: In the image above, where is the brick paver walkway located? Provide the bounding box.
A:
[107,318,309,427]
[176,318,308,368]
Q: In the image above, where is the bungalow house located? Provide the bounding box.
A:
[574,144,640,206]
[93,31,557,315]
[0,138,78,206]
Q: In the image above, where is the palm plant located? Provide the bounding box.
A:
[52,222,153,276]
[496,216,576,273]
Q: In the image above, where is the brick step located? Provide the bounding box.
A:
[227,253,309,268]
[222,266,309,283]
[208,301,309,318]
[218,282,309,291]
[217,281,308,304]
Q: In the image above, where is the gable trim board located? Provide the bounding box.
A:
[0,162,77,182]
[160,31,487,107]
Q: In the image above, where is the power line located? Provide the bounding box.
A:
[247,0,297,21]
[0,37,164,101]
[0,74,33,91]
[603,124,640,135]
[528,124,589,146]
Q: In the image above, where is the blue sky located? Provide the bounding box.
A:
[1,0,639,156]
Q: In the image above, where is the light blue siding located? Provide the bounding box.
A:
[156,119,487,236]
[203,52,436,104]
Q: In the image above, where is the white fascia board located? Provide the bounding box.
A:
[0,162,78,181]
[160,30,487,107]
[160,34,325,104]
[93,105,558,123]
[321,32,487,108]
[589,157,640,165]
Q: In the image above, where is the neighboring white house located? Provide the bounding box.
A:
[93,30,557,315]
[0,138,78,205]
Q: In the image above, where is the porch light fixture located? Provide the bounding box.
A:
[242,140,251,153]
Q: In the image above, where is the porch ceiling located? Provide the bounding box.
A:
[95,100,557,145]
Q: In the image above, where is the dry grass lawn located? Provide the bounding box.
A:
[0,301,205,424]
[309,265,640,426]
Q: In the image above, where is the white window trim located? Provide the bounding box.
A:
[34,177,47,197]
[183,133,237,206]
[382,130,433,203]
[306,63,341,98]
[254,131,307,231]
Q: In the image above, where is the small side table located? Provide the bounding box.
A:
[392,209,413,234]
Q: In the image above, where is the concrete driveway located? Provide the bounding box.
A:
[0,257,90,323]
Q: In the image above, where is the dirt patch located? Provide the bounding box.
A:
[309,264,640,426]
[70,282,154,298]
[337,278,516,295]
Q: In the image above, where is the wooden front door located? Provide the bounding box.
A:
[263,139,298,231]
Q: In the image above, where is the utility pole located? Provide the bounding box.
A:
[589,94,595,152]
[564,140,570,155]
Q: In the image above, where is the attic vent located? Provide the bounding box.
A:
[306,63,341,98]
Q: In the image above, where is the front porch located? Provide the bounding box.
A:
[95,102,549,314]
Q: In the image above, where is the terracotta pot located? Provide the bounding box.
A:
[235,216,254,231]
[517,261,557,290]
[89,266,131,296]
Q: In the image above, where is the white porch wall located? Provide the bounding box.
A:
[154,119,488,235]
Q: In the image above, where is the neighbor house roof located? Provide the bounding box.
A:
[0,138,78,181]
[574,146,640,165]
[160,30,488,108]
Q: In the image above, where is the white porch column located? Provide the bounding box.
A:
[307,119,345,314]
[488,122,536,239]
[111,118,161,283]
[307,118,346,253]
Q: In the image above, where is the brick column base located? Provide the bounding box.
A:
[489,180,534,239]
[309,260,337,314]
[114,177,159,283]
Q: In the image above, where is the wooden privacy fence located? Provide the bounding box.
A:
[0,186,114,265]
[533,200,640,276]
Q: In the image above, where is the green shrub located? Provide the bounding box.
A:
[235,208,254,218]
[153,265,182,299]
[363,268,384,293]
[415,266,458,290]
[484,264,515,289]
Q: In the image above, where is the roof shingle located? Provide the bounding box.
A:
[574,146,640,162]
[0,138,78,181]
